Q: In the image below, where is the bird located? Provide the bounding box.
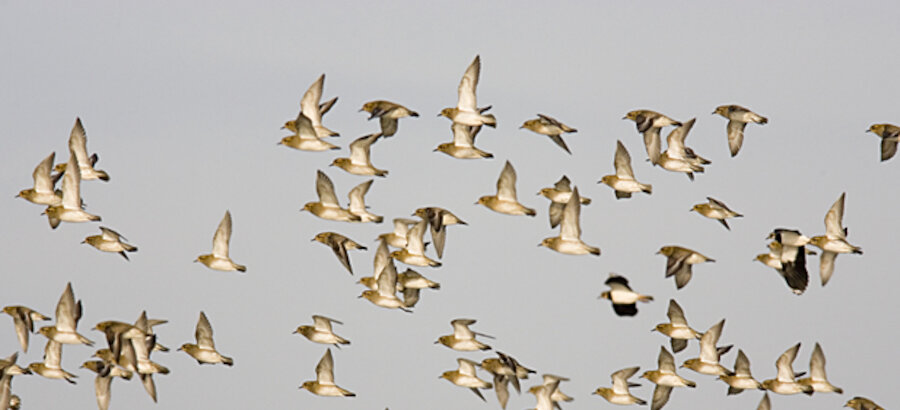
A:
[81,359,132,410]
[656,246,715,289]
[526,374,569,410]
[391,219,441,267]
[520,114,577,154]
[1,353,30,410]
[299,349,355,397]
[347,179,383,223]
[359,100,418,137]
[439,55,496,128]
[359,238,392,290]
[808,192,862,286]
[766,229,812,295]
[278,111,339,151]
[397,268,441,296]
[761,342,814,395]
[2,305,50,353]
[440,358,493,401]
[42,149,101,229]
[593,366,646,406]
[358,257,411,312]
[377,218,418,248]
[681,319,731,377]
[598,273,653,317]
[867,123,899,161]
[653,299,701,353]
[657,118,708,181]
[691,197,742,230]
[294,74,339,138]
[195,210,246,272]
[312,232,367,275]
[540,187,600,256]
[434,121,494,159]
[414,206,467,259]
[28,340,77,383]
[436,319,493,351]
[641,346,696,410]
[623,109,681,165]
[844,396,885,410]
[330,133,388,177]
[294,315,350,347]
[39,282,94,346]
[480,352,535,397]
[477,161,536,216]
[718,349,763,395]
[798,342,843,394]
[301,170,361,222]
[538,175,592,229]
[54,117,109,181]
[713,104,768,157]
[16,152,62,206]
[82,227,137,260]
[92,320,146,366]
[178,311,233,366]
[599,140,652,199]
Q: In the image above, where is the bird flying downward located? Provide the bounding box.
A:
[312,232,367,275]
[360,100,418,137]
[713,104,767,157]
[195,210,246,272]
[867,123,899,162]
[520,114,577,154]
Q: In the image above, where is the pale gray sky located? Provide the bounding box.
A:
[1,1,897,409]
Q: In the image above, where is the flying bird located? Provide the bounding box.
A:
[520,114,577,154]
[312,232,367,275]
[299,349,355,397]
[798,342,843,394]
[16,152,62,206]
[691,197,742,230]
[359,100,418,137]
[2,306,50,353]
[178,311,233,366]
[414,206,467,259]
[641,346,696,410]
[599,140,652,199]
[436,319,493,351]
[43,149,101,229]
[538,175,592,229]
[623,109,682,165]
[593,366,646,406]
[867,123,899,161]
[330,133,388,177]
[718,349,764,395]
[439,55,497,128]
[294,315,350,347]
[713,104,767,157]
[761,342,814,395]
[82,227,137,260]
[808,192,862,286]
[195,210,246,272]
[301,170,361,222]
[434,121,494,159]
[440,358,493,401]
[347,180,383,223]
[656,246,715,290]
[477,161,536,216]
[540,187,600,256]
[54,117,109,181]
[598,273,653,317]
[653,299,701,353]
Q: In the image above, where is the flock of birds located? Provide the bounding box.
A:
[5,54,890,410]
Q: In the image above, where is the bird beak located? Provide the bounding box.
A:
[358,108,364,112]
[621,116,627,120]
[711,111,716,115]
[518,125,525,129]
[280,125,286,130]
[310,238,316,242]
[436,113,442,117]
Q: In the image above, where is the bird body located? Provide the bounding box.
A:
[713,104,767,157]
[440,56,496,128]
[867,123,899,161]
[16,152,62,206]
[83,227,137,260]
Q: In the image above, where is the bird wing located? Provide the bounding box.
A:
[651,385,672,410]
[614,140,635,179]
[457,55,480,111]
[349,133,379,166]
[559,188,582,240]
[553,175,571,192]
[452,319,477,340]
[699,320,724,363]
[195,311,215,349]
[642,129,661,165]
[55,283,78,332]
[99,227,123,242]
[33,152,56,193]
[348,180,373,214]
[819,251,836,287]
[372,239,390,280]
[496,161,518,201]
[318,97,338,116]
[315,349,335,384]
[44,340,63,368]
[706,197,732,212]
[211,211,232,258]
[604,274,631,290]
[313,315,338,332]
[450,122,475,147]
[405,220,427,255]
[548,202,564,229]
[809,343,828,381]
[673,263,693,289]
[95,372,112,410]
[881,136,899,161]
[611,366,640,394]
[293,111,319,141]
[457,358,478,376]
[547,134,572,154]
[757,393,771,410]
[315,170,340,207]
[734,349,752,377]
[379,117,398,137]
[727,120,747,156]
[824,193,846,239]
[658,346,675,372]
[68,118,92,170]
[667,299,688,326]
[300,74,325,127]
[665,118,695,159]
[376,258,399,296]
[775,343,800,382]
[329,236,353,274]
[61,150,82,210]
[493,374,510,409]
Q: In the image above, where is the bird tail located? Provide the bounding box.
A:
[482,114,497,128]
[236,264,247,272]
[639,295,654,303]
[222,356,234,366]
[642,184,652,194]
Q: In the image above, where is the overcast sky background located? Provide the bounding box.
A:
[1,1,897,409]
